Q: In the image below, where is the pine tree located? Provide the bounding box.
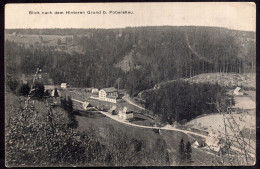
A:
[67,96,73,113]
[178,138,186,165]
[54,88,59,97]
[185,141,192,164]
[33,82,45,99]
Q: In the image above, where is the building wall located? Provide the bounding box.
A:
[104,97,116,103]
[61,84,67,88]
[119,113,127,120]
[98,90,117,103]
[126,113,133,119]
[99,90,107,99]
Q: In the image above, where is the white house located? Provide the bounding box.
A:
[91,88,99,94]
[98,87,118,103]
[82,101,92,110]
[61,83,68,89]
[192,140,206,148]
[233,87,244,96]
[118,107,133,120]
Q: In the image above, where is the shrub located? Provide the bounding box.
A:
[32,82,45,99]
[18,83,30,96]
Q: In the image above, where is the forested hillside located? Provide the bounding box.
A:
[5,26,255,96]
[144,80,232,124]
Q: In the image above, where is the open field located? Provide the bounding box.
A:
[187,113,255,135]
[233,95,256,109]
[245,91,256,102]
[5,34,72,46]
[5,33,84,54]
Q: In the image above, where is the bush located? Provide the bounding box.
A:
[6,104,87,166]
[18,83,30,96]
[32,82,45,99]
[44,90,50,97]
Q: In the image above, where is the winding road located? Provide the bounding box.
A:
[72,98,209,138]
[72,98,255,158]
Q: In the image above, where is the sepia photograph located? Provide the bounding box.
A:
[4,2,256,167]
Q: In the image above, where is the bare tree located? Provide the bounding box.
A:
[207,98,256,166]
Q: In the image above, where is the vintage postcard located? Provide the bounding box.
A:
[5,2,256,167]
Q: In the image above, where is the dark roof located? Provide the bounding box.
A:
[102,87,117,93]
[126,111,133,114]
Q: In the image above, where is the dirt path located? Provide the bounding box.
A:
[122,96,145,110]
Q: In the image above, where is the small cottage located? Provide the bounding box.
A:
[192,140,206,148]
[91,88,99,94]
[61,83,68,89]
[82,101,92,110]
[118,107,133,120]
[233,87,244,96]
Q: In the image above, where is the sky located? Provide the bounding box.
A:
[5,2,256,32]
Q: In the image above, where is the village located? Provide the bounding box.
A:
[4,2,256,166]
[29,73,254,158]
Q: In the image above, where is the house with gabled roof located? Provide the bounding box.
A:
[118,107,133,120]
[82,101,92,110]
[192,139,206,148]
[98,87,118,103]
[233,87,244,96]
